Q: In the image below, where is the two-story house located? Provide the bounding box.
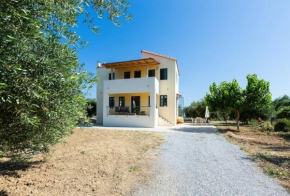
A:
[96,50,182,128]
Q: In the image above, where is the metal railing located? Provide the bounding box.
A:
[106,106,150,116]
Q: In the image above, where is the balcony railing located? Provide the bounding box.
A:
[106,106,150,116]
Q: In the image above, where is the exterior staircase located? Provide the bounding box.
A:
[158,115,173,126]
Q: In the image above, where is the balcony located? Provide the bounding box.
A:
[103,77,159,95]
[106,106,150,116]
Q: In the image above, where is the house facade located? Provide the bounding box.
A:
[96,50,182,128]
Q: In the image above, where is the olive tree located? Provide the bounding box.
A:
[205,74,272,130]
[0,0,131,158]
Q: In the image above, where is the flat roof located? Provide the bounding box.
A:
[103,58,160,69]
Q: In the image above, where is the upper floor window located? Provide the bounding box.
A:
[148,69,155,77]
[160,68,168,80]
[109,97,115,108]
[160,95,167,107]
[124,71,130,79]
[134,70,141,78]
[109,73,115,80]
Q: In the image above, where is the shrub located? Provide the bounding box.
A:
[274,119,290,132]
[86,99,97,117]
[139,111,146,115]
[276,106,290,119]
[259,121,274,132]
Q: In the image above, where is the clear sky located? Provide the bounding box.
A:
[77,0,290,106]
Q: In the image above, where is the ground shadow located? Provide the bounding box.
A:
[0,190,8,196]
[0,160,43,178]
[170,126,219,134]
[255,154,290,168]
[277,133,290,142]
[263,146,290,152]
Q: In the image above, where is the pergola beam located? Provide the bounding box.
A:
[103,58,159,69]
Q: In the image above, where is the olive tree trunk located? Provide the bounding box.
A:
[236,110,240,130]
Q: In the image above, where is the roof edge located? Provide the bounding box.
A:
[141,50,177,61]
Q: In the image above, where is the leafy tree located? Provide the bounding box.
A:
[205,74,271,130]
[86,98,97,117]
[0,0,131,158]
[184,99,206,118]
[272,95,290,111]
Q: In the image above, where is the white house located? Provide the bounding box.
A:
[96,50,182,128]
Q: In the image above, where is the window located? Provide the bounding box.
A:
[160,68,168,80]
[124,71,130,79]
[148,96,150,106]
[109,97,115,108]
[134,70,141,78]
[160,95,167,107]
[148,69,155,77]
[119,97,125,107]
[109,73,115,80]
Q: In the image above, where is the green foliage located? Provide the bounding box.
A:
[276,106,290,120]
[272,95,290,111]
[0,0,131,158]
[184,99,206,118]
[259,121,274,132]
[274,119,290,132]
[139,111,146,115]
[86,98,97,117]
[205,74,272,130]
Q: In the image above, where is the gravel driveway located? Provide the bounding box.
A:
[132,125,289,196]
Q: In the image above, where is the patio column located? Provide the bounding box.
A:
[150,89,157,127]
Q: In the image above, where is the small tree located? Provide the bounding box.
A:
[205,74,271,130]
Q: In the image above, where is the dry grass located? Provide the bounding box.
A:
[215,122,290,191]
[0,128,164,196]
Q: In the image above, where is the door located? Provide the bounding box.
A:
[131,96,140,114]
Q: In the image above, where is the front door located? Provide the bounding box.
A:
[131,96,140,114]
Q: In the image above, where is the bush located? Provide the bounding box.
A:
[86,99,97,117]
[276,106,290,119]
[274,119,290,132]
[259,121,274,132]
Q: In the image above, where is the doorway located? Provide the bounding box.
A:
[131,96,140,114]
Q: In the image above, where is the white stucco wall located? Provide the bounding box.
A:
[96,67,111,125]
[141,52,177,125]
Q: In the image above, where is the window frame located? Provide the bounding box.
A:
[160,95,167,107]
[124,71,130,79]
[134,70,141,78]
[160,68,168,80]
[148,69,155,77]
[109,97,115,108]
[148,96,150,107]
[109,73,115,80]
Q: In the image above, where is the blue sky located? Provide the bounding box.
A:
[77,0,290,106]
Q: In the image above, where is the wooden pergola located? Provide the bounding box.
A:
[103,58,159,69]
[102,58,160,79]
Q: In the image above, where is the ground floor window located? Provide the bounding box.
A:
[109,97,115,108]
[160,95,167,107]
[148,96,150,106]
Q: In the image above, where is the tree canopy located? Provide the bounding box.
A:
[0,0,131,158]
[205,74,272,130]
